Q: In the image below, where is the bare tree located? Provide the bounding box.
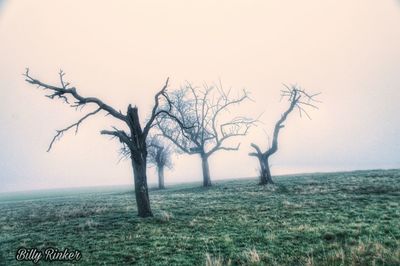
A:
[249,85,320,185]
[24,69,185,217]
[147,135,173,189]
[157,82,256,187]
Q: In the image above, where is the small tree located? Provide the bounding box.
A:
[249,85,320,185]
[147,135,173,189]
[24,69,185,217]
[157,82,256,187]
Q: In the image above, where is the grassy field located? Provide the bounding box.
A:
[1,169,399,265]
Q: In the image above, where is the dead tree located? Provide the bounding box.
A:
[249,85,320,185]
[24,69,184,217]
[157,82,256,187]
[147,135,173,189]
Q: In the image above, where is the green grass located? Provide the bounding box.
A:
[1,169,400,265]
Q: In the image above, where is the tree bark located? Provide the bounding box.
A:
[131,156,153,217]
[125,105,153,217]
[259,156,274,185]
[201,154,212,187]
[157,164,165,189]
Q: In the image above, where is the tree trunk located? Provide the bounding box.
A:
[201,155,212,187]
[259,156,274,185]
[131,157,153,217]
[157,164,165,189]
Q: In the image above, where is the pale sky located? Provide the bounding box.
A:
[1,0,399,193]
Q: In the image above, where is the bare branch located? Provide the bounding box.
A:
[250,143,263,156]
[216,143,241,152]
[156,120,197,155]
[142,78,170,137]
[157,82,255,158]
[24,68,126,121]
[47,108,102,152]
[254,84,320,158]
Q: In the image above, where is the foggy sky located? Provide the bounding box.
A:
[1,0,399,193]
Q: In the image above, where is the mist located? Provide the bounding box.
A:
[0,0,399,193]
